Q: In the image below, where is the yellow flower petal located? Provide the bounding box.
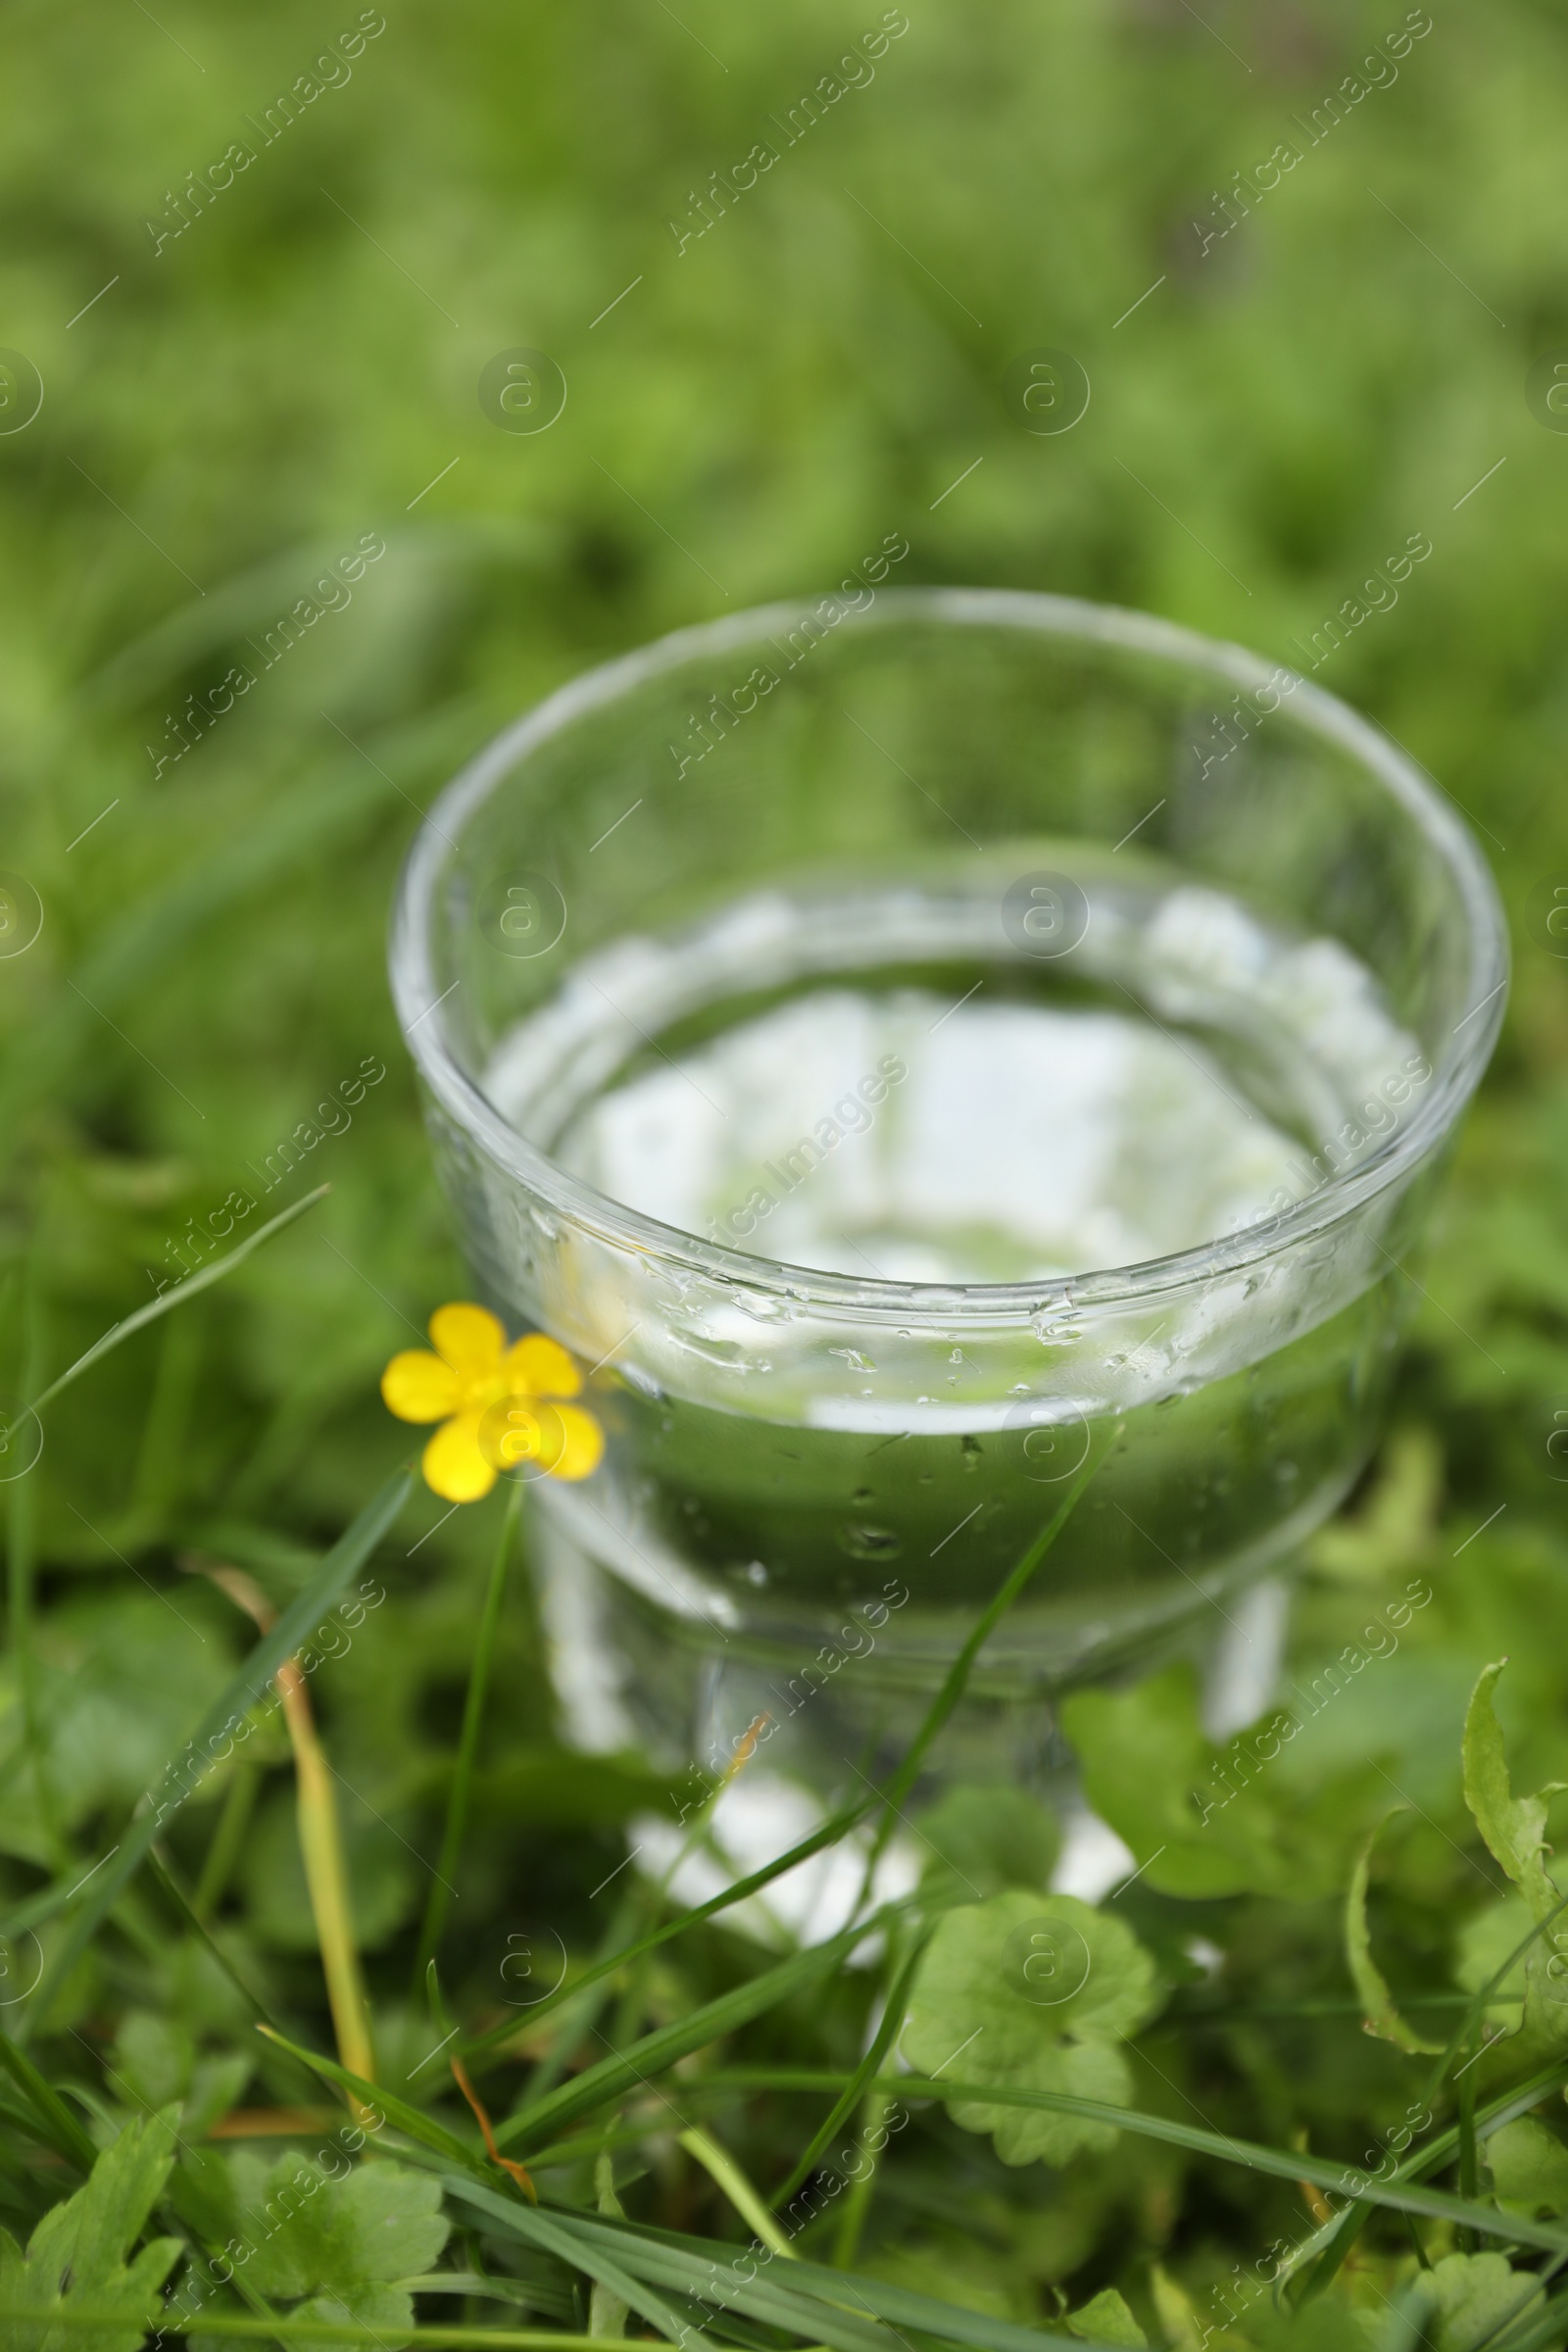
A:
[503,1333,582,1400]
[477,1396,553,1473]
[543,1403,605,1483]
[429,1302,507,1379]
[381,1349,462,1424]
[422,1411,498,1502]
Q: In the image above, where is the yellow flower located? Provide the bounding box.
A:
[381,1303,604,1502]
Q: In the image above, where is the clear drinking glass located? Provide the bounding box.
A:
[389,590,1506,1791]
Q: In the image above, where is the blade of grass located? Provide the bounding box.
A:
[888,2074,1568,2254]
[438,2178,695,2345]
[679,2126,795,2258]
[858,1419,1119,1889]
[204,1563,376,2101]
[771,1929,927,2209]
[1458,2028,1481,2252]
[458,1797,882,2071]
[707,2067,1568,2258]
[255,2024,491,2178]
[530,2205,1130,2352]
[0,2321,658,2347]
[16,1464,414,2027]
[606,1717,768,2071]
[24,1185,330,1421]
[443,2180,889,2352]
[518,1884,643,2105]
[144,1844,283,2034]
[7,1259,59,1861]
[193,1759,262,1918]
[830,2085,889,2271]
[415,1481,521,1989]
[495,1925,881,2156]
[0,2025,98,2171]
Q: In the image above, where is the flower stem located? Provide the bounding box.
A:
[415,1480,523,1988]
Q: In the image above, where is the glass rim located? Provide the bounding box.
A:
[389,587,1509,1321]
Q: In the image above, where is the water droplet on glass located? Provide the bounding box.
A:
[837,1523,904,1561]
[1031,1303,1082,1346]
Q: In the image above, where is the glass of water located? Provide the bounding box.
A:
[389,591,1505,1792]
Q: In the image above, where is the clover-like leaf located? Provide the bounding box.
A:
[112,2010,251,2139]
[1487,2114,1568,2218]
[1404,2250,1543,2350]
[0,2109,183,2352]
[1065,2284,1146,2343]
[901,1889,1162,2167]
[914,1784,1060,1907]
[217,2152,449,2350]
[1060,1665,1383,1902]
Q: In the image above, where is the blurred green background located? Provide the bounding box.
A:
[5,0,1568,2078]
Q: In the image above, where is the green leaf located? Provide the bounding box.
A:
[1346,1815,1443,2053]
[1064,2286,1146,2344]
[1463,1661,1565,1922]
[1403,2249,1544,2350]
[231,2152,449,2295]
[1060,1665,1380,1901]
[914,1786,1060,1906]
[112,2009,249,2142]
[900,1891,1162,2167]
[1487,2115,1568,2219]
[0,2108,183,2352]
[1457,1872,1568,2060]
[188,2152,451,2352]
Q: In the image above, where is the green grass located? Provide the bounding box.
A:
[5,0,1568,2344]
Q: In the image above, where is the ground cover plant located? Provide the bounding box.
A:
[5,0,1568,2345]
